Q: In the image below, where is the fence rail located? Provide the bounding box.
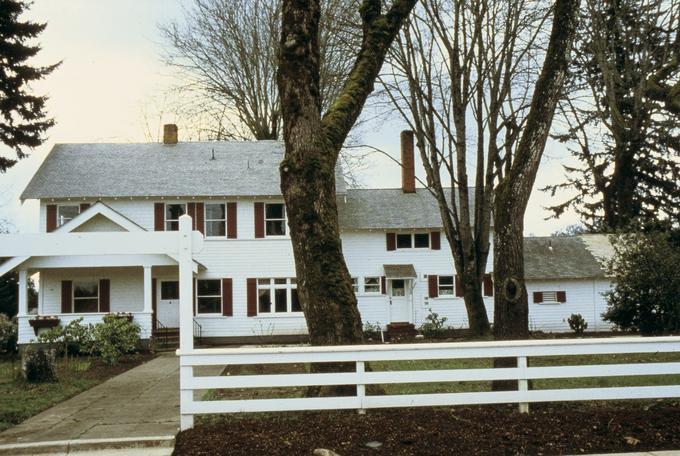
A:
[177,336,680,430]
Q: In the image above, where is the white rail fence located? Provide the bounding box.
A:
[177,336,680,429]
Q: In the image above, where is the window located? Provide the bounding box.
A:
[205,203,226,237]
[534,291,567,304]
[396,233,412,249]
[165,203,186,231]
[160,281,179,300]
[257,278,300,314]
[414,233,430,248]
[73,281,99,312]
[265,203,286,236]
[351,277,359,293]
[57,205,80,227]
[364,277,381,293]
[197,279,221,314]
[396,233,430,249]
[391,279,406,296]
[438,275,454,296]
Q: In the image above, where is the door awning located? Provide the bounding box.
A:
[383,264,417,279]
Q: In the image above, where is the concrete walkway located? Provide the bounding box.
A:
[0,353,220,450]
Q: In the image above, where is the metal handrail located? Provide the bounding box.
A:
[193,318,202,345]
[154,317,169,348]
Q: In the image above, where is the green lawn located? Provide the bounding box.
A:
[203,352,680,401]
[0,354,151,432]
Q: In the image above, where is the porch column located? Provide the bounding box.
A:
[18,269,28,316]
[143,266,153,314]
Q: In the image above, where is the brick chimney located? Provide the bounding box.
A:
[400,130,416,193]
[163,124,178,145]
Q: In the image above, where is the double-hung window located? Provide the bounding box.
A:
[57,205,80,227]
[438,275,454,296]
[73,281,99,313]
[265,203,286,236]
[257,278,301,314]
[196,279,222,314]
[165,203,186,231]
[364,277,381,294]
[205,203,227,237]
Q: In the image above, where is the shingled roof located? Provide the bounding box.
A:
[338,187,486,230]
[524,235,608,280]
[21,141,347,200]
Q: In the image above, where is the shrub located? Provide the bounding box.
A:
[23,348,57,383]
[567,313,588,335]
[38,318,95,357]
[0,314,17,355]
[91,315,140,365]
[603,232,680,335]
[419,309,448,339]
[362,322,382,340]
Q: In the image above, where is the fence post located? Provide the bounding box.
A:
[178,214,195,430]
[357,360,366,415]
[518,355,529,413]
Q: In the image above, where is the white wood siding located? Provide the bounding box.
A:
[33,199,613,338]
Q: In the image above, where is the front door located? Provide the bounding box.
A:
[389,279,411,322]
[158,280,180,328]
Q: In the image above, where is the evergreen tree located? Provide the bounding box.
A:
[0,0,59,172]
[545,0,679,231]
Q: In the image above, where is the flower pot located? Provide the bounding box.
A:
[28,317,61,336]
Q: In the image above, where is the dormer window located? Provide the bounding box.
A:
[165,203,186,231]
[57,205,80,227]
[265,203,286,236]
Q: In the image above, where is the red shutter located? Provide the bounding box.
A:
[79,203,90,213]
[193,279,196,316]
[381,276,386,294]
[428,275,438,298]
[386,233,396,251]
[222,278,233,316]
[483,274,493,297]
[152,278,157,331]
[227,202,237,239]
[556,291,567,303]
[430,231,441,250]
[455,275,463,297]
[46,205,57,232]
[99,279,110,313]
[196,203,205,234]
[154,203,165,231]
[254,203,265,238]
[61,280,72,313]
[533,292,543,304]
[187,203,196,230]
[247,278,257,316]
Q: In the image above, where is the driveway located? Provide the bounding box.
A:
[0,353,220,446]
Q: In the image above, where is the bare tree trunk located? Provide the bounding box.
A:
[278,0,416,393]
[492,0,580,388]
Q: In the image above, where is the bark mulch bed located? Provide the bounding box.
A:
[174,402,680,455]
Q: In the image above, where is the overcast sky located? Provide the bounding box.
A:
[0,0,581,235]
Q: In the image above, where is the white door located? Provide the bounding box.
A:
[389,279,411,322]
[158,280,180,328]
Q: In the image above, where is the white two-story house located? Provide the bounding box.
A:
[1,125,614,346]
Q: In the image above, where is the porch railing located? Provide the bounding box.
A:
[177,336,680,430]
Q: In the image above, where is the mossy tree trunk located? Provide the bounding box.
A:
[492,0,581,389]
[277,0,416,355]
